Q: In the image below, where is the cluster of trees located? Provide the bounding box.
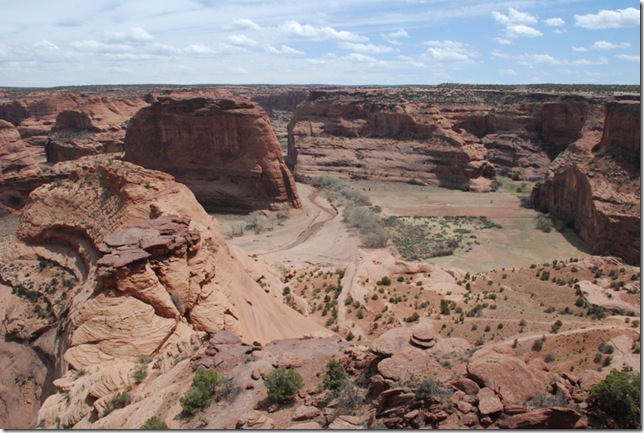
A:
[312,176,388,248]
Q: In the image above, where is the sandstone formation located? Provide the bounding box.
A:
[286,88,633,191]
[0,120,40,179]
[0,159,328,428]
[532,100,640,264]
[124,97,301,213]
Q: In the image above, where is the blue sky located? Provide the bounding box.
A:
[0,0,640,86]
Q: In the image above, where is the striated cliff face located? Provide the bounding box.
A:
[124,97,301,213]
[287,90,496,190]
[0,120,40,179]
[286,89,619,188]
[0,159,328,428]
[532,100,640,264]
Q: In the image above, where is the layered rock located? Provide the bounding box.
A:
[124,97,301,213]
[286,88,629,188]
[0,159,328,428]
[532,100,640,264]
[0,120,40,179]
[287,90,496,190]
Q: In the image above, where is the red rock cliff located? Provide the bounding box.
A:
[532,100,640,264]
[124,97,301,213]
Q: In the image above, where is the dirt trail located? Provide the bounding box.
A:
[257,189,337,256]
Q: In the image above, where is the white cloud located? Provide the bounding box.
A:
[544,18,565,27]
[552,29,567,34]
[572,46,588,52]
[339,42,395,53]
[278,20,367,42]
[591,41,631,50]
[104,27,153,43]
[575,8,639,29]
[33,40,60,51]
[493,50,608,66]
[265,44,304,55]
[506,24,542,38]
[381,28,409,45]
[423,40,478,62]
[184,44,213,54]
[492,8,542,38]
[232,18,261,31]
[227,34,258,47]
[386,29,409,39]
[498,68,517,76]
[616,54,640,62]
[492,8,537,25]
[347,53,377,63]
[494,37,512,45]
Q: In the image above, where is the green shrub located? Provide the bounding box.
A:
[104,391,131,416]
[180,385,212,416]
[322,358,347,391]
[377,276,392,286]
[414,377,453,401]
[179,367,221,416]
[140,416,168,429]
[588,369,640,428]
[532,339,544,352]
[264,367,304,403]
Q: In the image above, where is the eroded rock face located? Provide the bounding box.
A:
[286,88,623,189]
[0,159,327,428]
[287,90,496,190]
[466,346,549,404]
[533,100,640,264]
[0,120,40,179]
[124,97,301,213]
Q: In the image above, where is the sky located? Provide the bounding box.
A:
[0,0,640,87]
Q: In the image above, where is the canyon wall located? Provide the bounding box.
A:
[286,88,616,189]
[124,97,301,213]
[532,100,640,265]
[0,159,327,428]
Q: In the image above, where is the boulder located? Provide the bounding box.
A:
[467,347,549,404]
[495,407,582,429]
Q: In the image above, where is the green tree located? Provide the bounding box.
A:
[322,358,347,391]
[140,416,169,429]
[588,369,640,428]
[264,367,304,403]
[179,367,221,416]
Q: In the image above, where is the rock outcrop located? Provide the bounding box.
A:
[286,88,630,189]
[124,97,301,213]
[0,120,40,179]
[0,159,327,428]
[532,100,640,264]
[287,90,496,190]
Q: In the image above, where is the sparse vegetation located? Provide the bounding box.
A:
[141,416,168,429]
[264,366,304,403]
[180,367,221,416]
[322,358,347,391]
[588,369,640,428]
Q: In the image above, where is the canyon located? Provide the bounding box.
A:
[0,84,639,429]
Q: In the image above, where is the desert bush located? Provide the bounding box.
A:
[264,367,304,403]
[140,416,168,429]
[180,367,221,416]
[322,358,347,391]
[551,319,563,333]
[377,276,392,286]
[598,342,615,354]
[414,377,453,401]
[532,338,544,352]
[245,211,274,234]
[104,391,131,416]
[588,369,640,428]
[535,214,553,233]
